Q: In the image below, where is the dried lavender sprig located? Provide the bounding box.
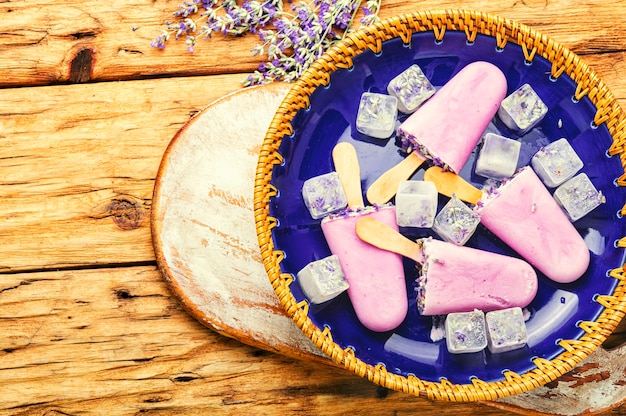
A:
[151,0,382,86]
[245,0,379,85]
[361,0,381,25]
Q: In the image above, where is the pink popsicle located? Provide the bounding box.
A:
[398,61,507,173]
[355,217,538,316]
[415,238,538,316]
[322,206,408,331]
[320,142,408,332]
[475,166,590,283]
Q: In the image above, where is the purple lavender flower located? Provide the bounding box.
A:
[150,31,170,49]
[152,0,382,85]
[335,10,353,29]
[185,36,196,52]
[294,49,307,65]
[174,1,199,18]
[201,0,217,9]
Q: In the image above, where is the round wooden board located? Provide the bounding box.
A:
[151,83,328,363]
[151,83,625,415]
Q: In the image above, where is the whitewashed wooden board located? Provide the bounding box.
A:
[151,83,327,363]
[151,83,625,415]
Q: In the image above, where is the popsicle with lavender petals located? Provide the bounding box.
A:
[366,61,507,205]
[424,166,591,283]
[320,142,408,332]
[355,217,538,316]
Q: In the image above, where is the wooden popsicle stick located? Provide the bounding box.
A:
[332,142,365,209]
[365,151,425,205]
[355,217,423,263]
[423,166,483,205]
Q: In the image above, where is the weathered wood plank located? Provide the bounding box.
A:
[0,265,527,415]
[0,0,625,88]
[152,82,330,364]
[0,74,246,272]
[0,265,622,414]
[0,1,623,414]
[0,68,624,274]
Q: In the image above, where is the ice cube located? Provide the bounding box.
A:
[445,310,487,354]
[474,133,521,179]
[386,64,436,114]
[395,180,438,227]
[355,92,398,138]
[433,194,480,245]
[302,172,348,219]
[297,255,349,304]
[554,173,605,222]
[485,307,528,353]
[531,138,584,187]
[498,83,548,134]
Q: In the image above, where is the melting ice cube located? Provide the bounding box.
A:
[531,138,584,187]
[475,133,521,180]
[395,180,438,227]
[498,83,548,133]
[386,64,436,114]
[485,307,528,353]
[297,255,349,304]
[445,310,487,354]
[355,92,398,139]
[302,172,348,219]
[554,173,605,222]
[433,194,480,245]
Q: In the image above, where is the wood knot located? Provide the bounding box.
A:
[170,373,202,383]
[108,198,146,230]
[115,289,135,299]
[69,48,95,83]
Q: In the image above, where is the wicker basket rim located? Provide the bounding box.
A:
[253,9,626,402]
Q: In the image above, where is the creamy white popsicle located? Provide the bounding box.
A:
[321,142,408,332]
[355,217,538,316]
[367,61,507,205]
[475,167,590,283]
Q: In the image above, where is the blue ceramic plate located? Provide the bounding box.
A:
[268,31,625,384]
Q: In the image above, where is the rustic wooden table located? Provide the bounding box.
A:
[1,0,624,415]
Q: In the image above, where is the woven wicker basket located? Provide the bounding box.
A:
[253,10,626,401]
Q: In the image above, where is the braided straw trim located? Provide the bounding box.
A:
[253,9,626,401]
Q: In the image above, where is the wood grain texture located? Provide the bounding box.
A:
[0,266,621,416]
[0,266,534,416]
[0,74,245,272]
[0,0,624,414]
[0,0,624,91]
